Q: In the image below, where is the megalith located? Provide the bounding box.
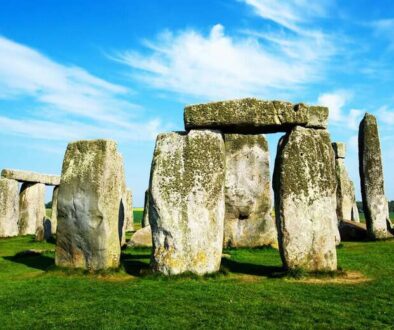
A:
[0,178,19,237]
[141,189,150,228]
[124,189,134,232]
[274,126,338,271]
[149,130,225,275]
[359,113,391,239]
[223,134,277,248]
[50,186,59,235]
[332,142,359,222]
[55,139,126,271]
[18,182,46,239]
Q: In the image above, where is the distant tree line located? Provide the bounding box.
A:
[357,201,394,213]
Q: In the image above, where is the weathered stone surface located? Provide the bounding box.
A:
[223,134,277,248]
[150,130,225,275]
[50,186,59,235]
[128,225,152,248]
[339,220,367,241]
[273,126,338,271]
[0,178,19,237]
[55,139,126,270]
[141,189,150,228]
[1,169,60,186]
[18,183,46,239]
[124,189,134,232]
[359,113,392,240]
[332,142,346,159]
[352,202,360,223]
[184,98,328,133]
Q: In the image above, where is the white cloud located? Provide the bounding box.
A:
[0,36,163,142]
[377,106,394,125]
[371,19,394,49]
[116,24,335,101]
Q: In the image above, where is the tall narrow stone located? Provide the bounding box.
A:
[124,189,134,232]
[18,182,46,239]
[149,130,225,275]
[359,113,391,239]
[0,178,19,237]
[141,189,150,228]
[55,140,126,270]
[50,186,59,235]
[332,142,359,222]
[223,134,277,248]
[274,127,337,271]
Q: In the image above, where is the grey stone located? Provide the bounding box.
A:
[141,189,150,228]
[55,139,126,270]
[149,130,225,275]
[18,182,46,239]
[2,169,60,186]
[0,178,19,237]
[184,98,328,133]
[50,186,59,235]
[223,134,277,248]
[332,142,346,159]
[124,189,134,232]
[274,126,338,271]
[351,202,360,223]
[128,225,152,248]
[359,113,392,240]
[339,220,367,241]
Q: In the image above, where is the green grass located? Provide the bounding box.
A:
[1,236,394,329]
[358,212,394,223]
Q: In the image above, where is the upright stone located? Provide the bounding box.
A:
[18,182,46,239]
[141,189,150,228]
[359,113,391,239]
[124,189,134,232]
[55,140,126,270]
[223,134,277,248]
[0,178,19,237]
[150,130,225,275]
[50,186,59,235]
[332,142,359,222]
[274,127,337,271]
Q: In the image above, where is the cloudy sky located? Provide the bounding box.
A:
[1,0,394,205]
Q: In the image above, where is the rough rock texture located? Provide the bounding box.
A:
[184,98,328,133]
[0,178,19,237]
[149,130,225,275]
[223,134,277,248]
[18,183,46,239]
[1,169,60,186]
[273,127,338,271]
[332,142,346,159]
[339,220,367,241]
[124,189,134,232]
[55,139,126,270]
[50,186,59,235]
[352,203,360,223]
[141,189,150,228]
[359,113,392,240]
[128,225,152,248]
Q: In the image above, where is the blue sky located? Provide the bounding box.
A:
[1,0,394,205]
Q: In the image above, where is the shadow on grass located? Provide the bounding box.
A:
[121,253,151,277]
[221,258,285,278]
[4,250,54,271]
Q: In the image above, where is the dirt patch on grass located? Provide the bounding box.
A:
[289,271,371,285]
[232,274,264,283]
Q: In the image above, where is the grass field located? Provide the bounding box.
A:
[1,234,394,329]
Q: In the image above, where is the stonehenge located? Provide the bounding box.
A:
[359,113,392,240]
[141,189,150,228]
[55,139,126,271]
[0,178,19,237]
[2,169,60,186]
[124,189,134,232]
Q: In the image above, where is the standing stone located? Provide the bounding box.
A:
[274,127,337,271]
[55,140,126,270]
[332,143,359,222]
[223,134,277,248]
[0,178,19,237]
[128,225,152,248]
[149,130,225,275]
[18,182,46,239]
[124,189,134,232]
[50,186,59,235]
[359,113,391,239]
[141,189,150,228]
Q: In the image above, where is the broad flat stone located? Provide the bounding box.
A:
[339,220,367,241]
[150,130,225,275]
[274,126,337,271]
[55,139,126,270]
[0,178,19,237]
[2,169,60,186]
[141,189,149,228]
[128,225,152,247]
[184,98,328,133]
[359,113,392,239]
[18,182,46,239]
[223,134,277,248]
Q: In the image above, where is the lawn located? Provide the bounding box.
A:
[0,234,394,329]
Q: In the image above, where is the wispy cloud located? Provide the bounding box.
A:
[0,36,163,142]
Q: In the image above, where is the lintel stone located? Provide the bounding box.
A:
[1,169,60,186]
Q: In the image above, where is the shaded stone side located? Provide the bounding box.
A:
[55,139,126,271]
[184,98,328,133]
[358,113,391,240]
[50,186,59,235]
[0,178,19,237]
[273,127,337,271]
[18,182,46,239]
[223,134,277,248]
[149,130,225,275]
[142,189,150,228]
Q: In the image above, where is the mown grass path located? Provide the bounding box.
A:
[0,235,393,329]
